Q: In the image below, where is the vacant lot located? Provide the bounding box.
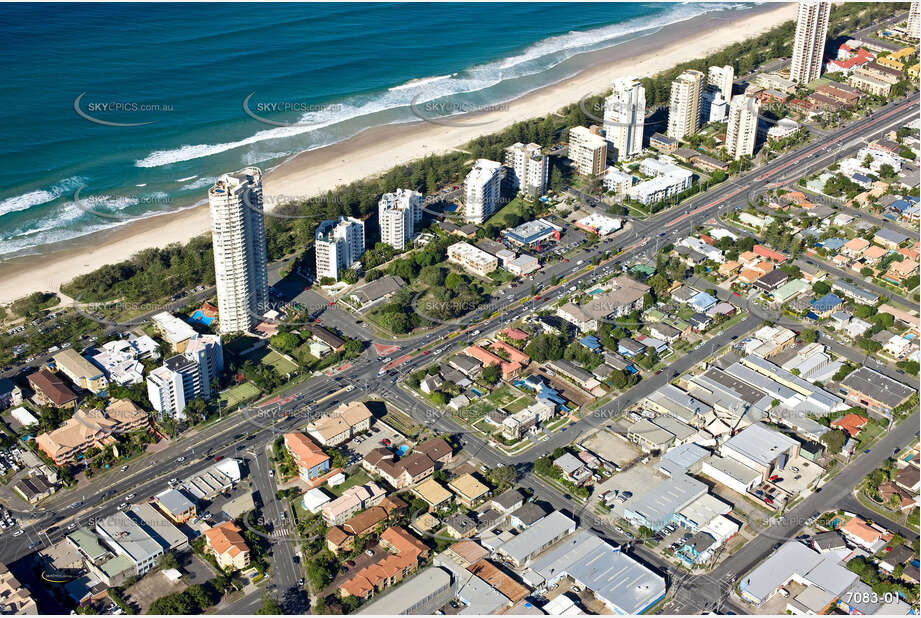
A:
[581,430,642,467]
[124,570,187,613]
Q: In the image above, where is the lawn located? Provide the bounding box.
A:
[218,382,262,408]
[505,396,534,414]
[328,468,371,497]
[486,385,519,408]
[225,335,261,357]
[455,400,493,424]
[244,346,299,375]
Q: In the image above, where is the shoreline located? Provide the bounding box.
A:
[0,2,796,307]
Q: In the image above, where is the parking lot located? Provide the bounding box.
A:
[772,456,823,496]
[342,420,412,460]
[593,464,662,520]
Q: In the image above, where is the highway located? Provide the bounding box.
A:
[1,93,917,610]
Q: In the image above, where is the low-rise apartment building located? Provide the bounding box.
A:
[447,242,498,277]
[306,401,373,446]
[204,521,250,570]
[36,400,148,465]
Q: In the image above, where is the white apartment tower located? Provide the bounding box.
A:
[701,87,728,123]
[707,65,735,100]
[378,189,422,250]
[603,77,646,161]
[909,1,920,40]
[146,334,223,419]
[464,159,503,223]
[315,216,365,281]
[789,1,830,84]
[667,70,705,141]
[568,126,608,176]
[208,168,269,334]
[504,143,549,196]
[725,95,761,159]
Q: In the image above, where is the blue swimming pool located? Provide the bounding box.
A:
[191,310,214,326]
[396,445,409,456]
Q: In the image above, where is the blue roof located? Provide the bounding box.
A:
[890,199,912,213]
[851,173,871,183]
[579,335,602,351]
[820,238,846,250]
[811,293,843,312]
[689,291,718,311]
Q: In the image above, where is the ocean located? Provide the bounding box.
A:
[0,2,750,258]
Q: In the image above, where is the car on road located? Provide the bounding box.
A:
[127,493,135,499]
[365,549,374,556]
[176,456,185,463]
[117,503,128,510]
[120,465,128,472]
[268,470,275,477]
[67,523,77,530]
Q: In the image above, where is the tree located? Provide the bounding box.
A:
[821,428,848,454]
[480,363,501,385]
[485,465,516,490]
[270,332,300,354]
[257,592,283,615]
[158,552,179,571]
[800,328,818,344]
[812,281,831,296]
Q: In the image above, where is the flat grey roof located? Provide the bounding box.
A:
[358,566,452,615]
[657,443,709,476]
[702,455,761,485]
[530,530,665,614]
[497,511,574,563]
[127,503,187,551]
[695,367,766,406]
[627,473,706,528]
[723,423,798,468]
[628,419,674,446]
[841,366,916,409]
[96,511,162,565]
[155,488,196,515]
[648,383,712,418]
[740,541,822,603]
[653,415,697,442]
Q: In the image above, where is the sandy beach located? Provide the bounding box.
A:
[0,3,795,307]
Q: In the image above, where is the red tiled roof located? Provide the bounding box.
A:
[753,244,786,263]
[831,413,868,438]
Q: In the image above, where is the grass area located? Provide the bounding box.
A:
[489,196,529,227]
[218,382,262,408]
[473,418,495,434]
[382,406,422,439]
[244,347,299,375]
[486,385,518,408]
[545,416,570,432]
[505,396,534,414]
[856,485,915,532]
[225,335,261,356]
[328,468,372,497]
[855,421,885,451]
[454,400,492,425]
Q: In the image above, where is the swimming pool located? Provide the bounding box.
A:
[396,445,409,456]
[191,310,215,326]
